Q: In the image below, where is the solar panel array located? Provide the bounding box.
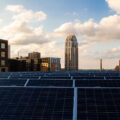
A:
[0,71,120,120]
[0,87,73,120]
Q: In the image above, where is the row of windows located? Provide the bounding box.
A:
[1,52,5,58]
[1,60,5,66]
[0,43,6,49]
[0,42,6,67]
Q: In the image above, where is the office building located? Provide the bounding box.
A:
[28,52,41,71]
[65,35,78,70]
[10,57,37,72]
[8,59,26,72]
[40,57,61,72]
[9,50,61,72]
[0,39,8,72]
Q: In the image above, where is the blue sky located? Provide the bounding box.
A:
[0,0,120,69]
[0,0,112,28]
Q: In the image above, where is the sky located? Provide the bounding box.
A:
[0,0,120,69]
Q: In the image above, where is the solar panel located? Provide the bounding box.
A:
[8,78,28,80]
[106,77,120,80]
[10,76,39,79]
[0,87,73,120]
[71,71,120,77]
[77,88,120,120]
[41,76,71,80]
[0,80,26,86]
[73,76,104,80]
[27,80,73,87]
[76,80,120,87]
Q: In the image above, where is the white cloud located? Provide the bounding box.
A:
[106,0,120,13]
[54,22,75,37]
[6,5,24,12]
[11,41,57,58]
[49,14,120,42]
[101,47,120,59]
[79,40,96,55]
[35,11,47,21]
[6,5,47,22]
[47,22,76,38]
[0,19,3,23]
[89,46,120,61]
[0,5,48,46]
[0,21,49,45]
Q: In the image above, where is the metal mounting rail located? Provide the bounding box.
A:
[73,87,77,120]
[39,76,41,80]
[24,79,30,87]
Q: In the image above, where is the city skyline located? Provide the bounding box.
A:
[0,0,120,69]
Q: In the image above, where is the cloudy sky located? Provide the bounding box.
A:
[0,0,120,69]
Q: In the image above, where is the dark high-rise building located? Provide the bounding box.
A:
[0,39,8,72]
[65,35,78,70]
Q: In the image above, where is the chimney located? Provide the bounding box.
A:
[119,60,120,71]
[100,59,102,72]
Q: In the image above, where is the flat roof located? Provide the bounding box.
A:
[0,39,8,42]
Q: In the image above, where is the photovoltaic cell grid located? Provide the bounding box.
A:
[8,72,44,80]
[41,76,71,80]
[76,80,120,87]
[73,76,120,80]
[71,72,119,77]
[6,78,28,81]
[73,77,104,80]
[0,87,73,120]
[106,77,120,80]
[27,80,73,87]
[10,76,39,79]
[77,88,120,120]
[0,80,27,86]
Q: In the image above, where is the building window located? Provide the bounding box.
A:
[1,52,5,58]
[1,43,6,49]
[1,60,5,66]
